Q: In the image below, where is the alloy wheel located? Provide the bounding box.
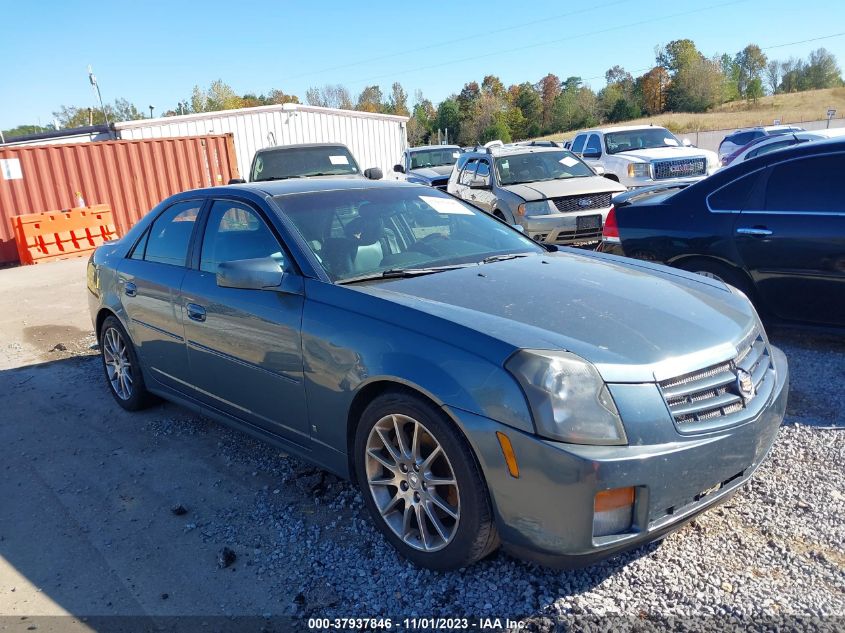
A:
[364,414,460,552]
[102,327,133,400]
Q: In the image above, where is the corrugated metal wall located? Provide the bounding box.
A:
[0,134,238,265]
[115,103,408,179]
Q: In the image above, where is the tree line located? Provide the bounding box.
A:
[3,40,842,144]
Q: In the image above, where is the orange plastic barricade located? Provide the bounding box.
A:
[10,205,119,265]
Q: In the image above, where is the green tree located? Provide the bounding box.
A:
[481,75,505,98]
[435,98,461,143]
[805,48,844,89]
[512,82,542,138]
[52,98,143,128]
[734,44,767,100]
[387,82,409,116]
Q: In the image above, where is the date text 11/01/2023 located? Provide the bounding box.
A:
[307,617,527,630]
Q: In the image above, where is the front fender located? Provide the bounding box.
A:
[300,281,534,456]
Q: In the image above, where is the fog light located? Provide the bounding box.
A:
[593,487,634,537]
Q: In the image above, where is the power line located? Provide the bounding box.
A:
[762,32,845,50]
[343,0,750,86]
[279,0,630,83]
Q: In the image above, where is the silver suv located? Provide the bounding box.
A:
[447,145,625,246]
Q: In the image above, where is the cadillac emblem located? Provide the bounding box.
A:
[736,368,755,401]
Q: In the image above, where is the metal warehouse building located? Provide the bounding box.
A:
[114,103,409,179]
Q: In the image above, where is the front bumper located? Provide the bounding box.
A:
[449,346,788,568]
[520,209,611,246]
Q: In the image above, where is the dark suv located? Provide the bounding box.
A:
[249,143,382,182]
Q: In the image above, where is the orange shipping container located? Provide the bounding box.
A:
[0,134,239,265]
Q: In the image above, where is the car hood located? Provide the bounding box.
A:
[612,146,718,163]
[408,165,454,180]
[500,176,626,201]
[354,252,757,382]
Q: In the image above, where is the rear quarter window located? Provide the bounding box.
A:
[707,172,761,211]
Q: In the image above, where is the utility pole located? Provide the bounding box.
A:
[88,65,110,125]
[149,105,155,119]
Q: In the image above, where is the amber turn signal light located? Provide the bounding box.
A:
[496,431,519,478]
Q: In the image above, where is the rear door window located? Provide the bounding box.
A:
[143,201,202,267]
[459,159,478,186]
[571,134,587,154]
[764,155,845,213]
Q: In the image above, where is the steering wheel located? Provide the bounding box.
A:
[412,232,448,255]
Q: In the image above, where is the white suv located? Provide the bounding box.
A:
[570,125,719,189]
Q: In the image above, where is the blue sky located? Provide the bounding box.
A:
[1,0,844,130]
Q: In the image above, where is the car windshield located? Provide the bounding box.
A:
[274,187,542,283]
[409,148,462,169]
[252,147,359,181]
[604,129,682,154]
[494,150,593,185]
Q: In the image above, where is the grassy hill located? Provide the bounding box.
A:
[538,87,845,139]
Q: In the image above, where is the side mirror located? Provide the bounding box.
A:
[216,257,284,290]
[592,164,606,175]
[228,178,246,185]
[582,150,601,159]
[393,164,405,174]
[469,176,490,189]
[682,138,693,147]
[513,224,526,233]
[364,167,383,180]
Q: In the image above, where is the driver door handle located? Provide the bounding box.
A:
[186,303,206,322]
[736,227,773,237]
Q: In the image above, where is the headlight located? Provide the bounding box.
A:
[506,350,627,445]
[627,163,651,178]
[517,200,554,216]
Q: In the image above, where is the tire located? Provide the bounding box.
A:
[678,259,754,297]
[99,315,155,411]
[353,390,499,570]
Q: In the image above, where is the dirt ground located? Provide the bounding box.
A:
[0,257,842,629]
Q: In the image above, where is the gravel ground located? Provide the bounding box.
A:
[127,328,844,628]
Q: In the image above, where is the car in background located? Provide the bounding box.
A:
[570,125,719,188]
[717,125,804,162]
[248,143,383,183]
[87,178,787,570]
[393,145,462,190]
[600,137,845,328]
[723,129,845,166]
[447,144,625,246]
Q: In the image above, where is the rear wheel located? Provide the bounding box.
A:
[99,315,154,411]
[678,259,754,296]
[354,390,498,570]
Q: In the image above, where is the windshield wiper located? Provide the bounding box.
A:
[338,264,472,284]
[481,253,531,264]
[254,175,304,182]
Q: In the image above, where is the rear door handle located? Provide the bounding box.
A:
[124,282,137,297]
[736,227,773,237]
[186,303,206,322]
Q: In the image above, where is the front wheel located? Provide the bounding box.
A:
[354,391,498,570]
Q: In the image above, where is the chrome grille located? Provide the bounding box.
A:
[653,157,707,180]
[658,329,773,431]
[551,192,612,213]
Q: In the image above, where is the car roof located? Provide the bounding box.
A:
[463,145,567,159]
[225,177,422,197]
[581,125,671,134]
[255,142,352,153]
[408,144,461,151]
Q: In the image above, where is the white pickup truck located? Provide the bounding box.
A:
[570,125,719,188]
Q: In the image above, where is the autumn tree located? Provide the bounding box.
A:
[356,85,384,113]
[535,73,561,132]
[640,66,669,115]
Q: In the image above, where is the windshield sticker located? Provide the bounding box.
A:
[559,156,579,167]
[452,152,461,158]
[329,155,350,165]
[420,196,473,215]
[664,138,679,146]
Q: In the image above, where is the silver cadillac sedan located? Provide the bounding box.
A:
[87,178,788,570]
